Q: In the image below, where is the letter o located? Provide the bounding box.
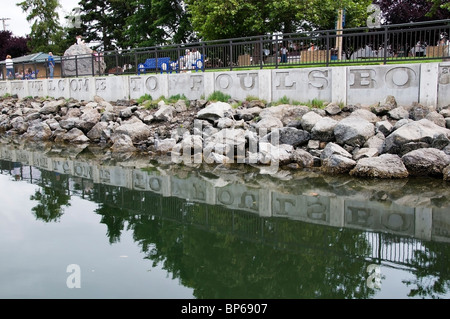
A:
[145,76,158,91]
[216,74,232,90]
[149,177,161,191]
[385,67,416,89]
[70,79,79,91]
[218,189,234,205]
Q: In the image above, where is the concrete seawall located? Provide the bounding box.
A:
[1,62,449,108]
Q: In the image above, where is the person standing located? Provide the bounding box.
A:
[47,52,55,78]
[5,55,14,79]
[280,46,288,63]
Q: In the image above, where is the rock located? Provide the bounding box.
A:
[324,103,342,116]
[425,111,446,127]
[23,121,52,141]
[261,127,310,147]
[292,149,315,168]
[349,154,409,178]
[155,138,177,154]
[253,116,284,132]
[334,117,375,147]
[402,148,450,177]
[301,111,322,132]
[383,119,450,155]
[63,43,106,76]
[113,119,152,143]
[39,99,66,115]
[348,109,379,123]
[62,128,90,144]
[311,117,337,142]
[388,107,410,120]
[196,101,232,121]
[321,155,356,174]
[87,122,109,142]
[154,104,175,122]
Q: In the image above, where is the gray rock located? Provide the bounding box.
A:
[63,43,106,76]
[383,119,450,154]
[334,117,375,147]
[349,154,409,178]
[196,101,232,121]
[311,117,337,142]
[402,148,450,177]
[300,111,322,132]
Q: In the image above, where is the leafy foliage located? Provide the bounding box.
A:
[0,31,30,60]
[16,0,63,53]
[374,0,450,24]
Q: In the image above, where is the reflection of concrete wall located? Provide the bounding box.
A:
[1,144,449,243]
[1,63,449,108]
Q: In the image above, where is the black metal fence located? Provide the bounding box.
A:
[2,19,450,80]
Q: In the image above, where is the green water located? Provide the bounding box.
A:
[0,141,449,299]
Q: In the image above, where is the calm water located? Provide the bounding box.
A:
[0,141,449,299]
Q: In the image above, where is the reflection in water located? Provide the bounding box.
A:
[0,141,449,298]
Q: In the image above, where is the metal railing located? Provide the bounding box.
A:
[1,19,449,80]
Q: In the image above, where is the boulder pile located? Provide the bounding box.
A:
[1,94,450,180]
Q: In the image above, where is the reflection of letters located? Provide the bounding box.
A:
[238,192,258,211]
[134,173,146,190]
[349,69,376,88]
[74,164,92,178]
[100,169,111,183]
[347,206,373,227]
[149,177,161,191]
[218,189,234,205]
[193,183,206,200]
[381,211,412,232]
[274,198,296,215]
[307,202,327,221]
[276,72,296,90]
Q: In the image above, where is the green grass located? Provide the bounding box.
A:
[207,91,231,102]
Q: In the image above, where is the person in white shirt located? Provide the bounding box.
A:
[5,55,14,79]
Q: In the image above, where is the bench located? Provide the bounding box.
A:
[137,57,171,75]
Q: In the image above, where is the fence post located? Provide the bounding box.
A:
[383,26,388,65]
[202,42,206,72]
[326,31,330,67]
[155,48,158,74]
[75,55,78,77]
[229,40,233,71]
[275,34,279,69]
[91,53,95,77]
[260,36,264,69]
[115,52,119,75]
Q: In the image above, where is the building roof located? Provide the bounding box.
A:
[0,52,61,65]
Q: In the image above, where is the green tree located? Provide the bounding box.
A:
[77,0,135,51]
[185,0,271,40]
[304,0,374,31]
[16,0,63,53]
[123,0,195,48]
